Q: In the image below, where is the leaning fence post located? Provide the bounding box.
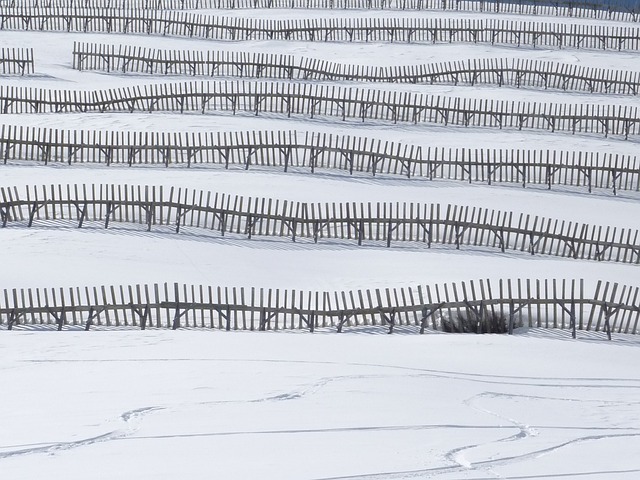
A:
[172,283,181,330]
[508,301,515,335]
[85,307,93,331]
[603,302,612,341]
[57,308,65,331]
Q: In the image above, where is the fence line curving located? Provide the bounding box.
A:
[1,0,639,22]
[72,44,640,97]
[1,278,638,337]
[2,125,639,194]
[1,81,639,138]
[2,11,640,51]
[2,183,639,263]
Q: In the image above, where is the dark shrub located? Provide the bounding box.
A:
[441,311,508,334]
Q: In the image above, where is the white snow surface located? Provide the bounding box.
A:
[1,330,640,480]
[1,7,640,480]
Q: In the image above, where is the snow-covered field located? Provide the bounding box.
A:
[1,4,639,479]
[2,330,640,479]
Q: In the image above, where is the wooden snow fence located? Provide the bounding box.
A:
[1,81,639,138]
[0,47,34,75]
[0,278,638,337]
[2,184,640,263]
[424,147,640,194]
[1,0,639,22]
[0,127,421,176]
[72,45,640,97]
[1,125,639,194]
[2,11,640,50]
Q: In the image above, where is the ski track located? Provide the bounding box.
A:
[308,387,640,479]
[23,357,640,389]
[4,360,639,478]
[0,374,335,460]
[308,427,640,480]
[0,406,160,460]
